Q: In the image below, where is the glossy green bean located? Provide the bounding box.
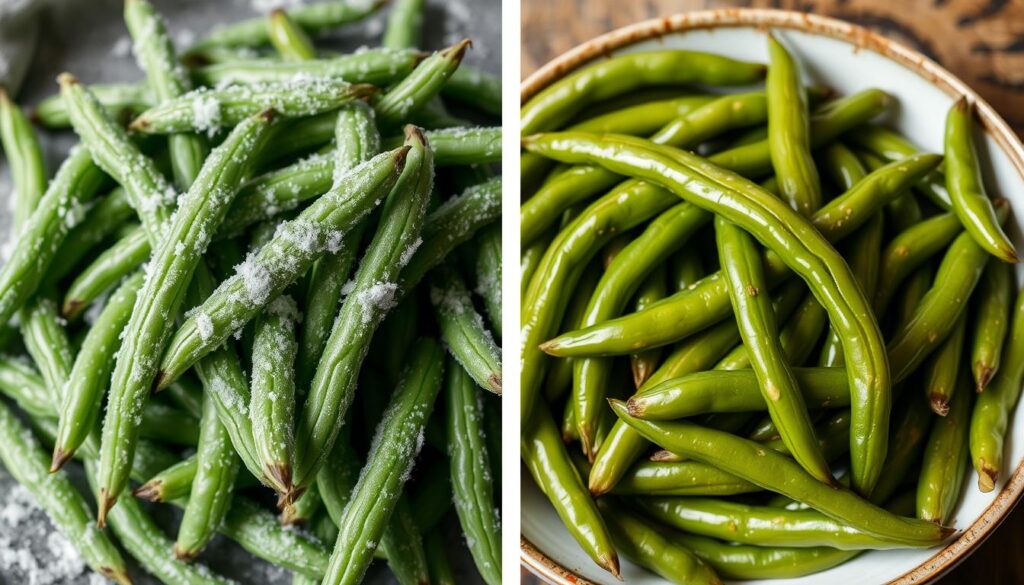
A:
[250,295,300,498]
[971,260,1013,391]
[611,401,952,545]
[526,132,897,494]
[873,212,962,317]
[446,360,501,585]
[0,402,131,585]
[887,202,1007,383]
[767,34,821,216]
[293,129,432,489]
[176,390,242,560]
[321,338,443,585]
[846,124,950,209]
[430,262,502,394]
[925,314,966,416]
[156,147,407,389]
[970,289,1024,492]
[630,265,667,388]
[521,50,766,134]
[945,97,1018,262]
[599,499,721,585]
[673,532,858,580]
[917,370,972,524]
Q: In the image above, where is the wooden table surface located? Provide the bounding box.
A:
[520,1,1024,583]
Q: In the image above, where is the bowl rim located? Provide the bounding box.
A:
[519,7,1024,585]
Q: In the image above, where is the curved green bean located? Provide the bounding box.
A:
[62,227,150,318]
[873,212,962,317]
[376,40,469,129]
[971,260,1013,391]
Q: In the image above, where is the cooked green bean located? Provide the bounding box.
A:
[610,401,952,545]
[945,97,1018,263]
[250,295,300,497]
[971,260,1013,391]
[630,265,667,388]
[321,338,444,585]
[767,34,821,216]
[925,314,967,416]
[430,262,502,394]
[521,50,766,134]
[675,532,858,579]
[917,370,972,524]
[847,124,950,209]
[0,402,131,585]
[873,212,962,317]
[446,359,501,585]
[156,147,407,389]
[129,79,373,134]
[193,49,421,87]
[970,290,1024,492]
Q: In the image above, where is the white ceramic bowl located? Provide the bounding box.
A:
[520,9,1024,585]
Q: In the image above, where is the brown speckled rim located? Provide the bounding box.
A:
[520,8,1024,585]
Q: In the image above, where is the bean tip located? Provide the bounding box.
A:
[444,39,473,61]
[152,371,169,393]
[61,299,82,320]
[978,463,997,492]
[487,372,502,395]
[131,481,163,502]
[50,447,72,473]
[975,366,994,392]
[173,545,197,562]
[56,72,78,87]
[258,108,276,122]
[127,116,149,132]
[101,566,133,585]
[928,392,950,416]
[403,124,428,146]
[624,397,643,418]
[953,95,971,112]
[96,489,113,528]
[266,463,295,504]
[599,553,621,579]
[536,338,559,355]
[392,144,412,169]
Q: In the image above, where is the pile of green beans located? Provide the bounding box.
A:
[521,38,1022,582]
[0,1,501,584]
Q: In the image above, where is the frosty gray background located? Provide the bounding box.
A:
[0,0,500,583]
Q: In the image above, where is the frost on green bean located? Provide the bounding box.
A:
[375,39,470,129]
[430,263,502,395]
[157,147,408,389]
[193,48,421,88]
[130,78,374,135]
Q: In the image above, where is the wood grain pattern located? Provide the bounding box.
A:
[521,0,1024,135]
[521,1,1024,583]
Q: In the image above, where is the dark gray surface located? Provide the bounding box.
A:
[0,0,500,583]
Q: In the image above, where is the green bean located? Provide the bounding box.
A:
[523,405,619,576]
[610,401,952,544]
[543,264,599,403]
[370,295,422,391]
[382,126,502,166]
[522,92,765,246]
[847,125,950,209]
[250,295,300,497]
[51,274,136,467]
[19,296,74,403]
[292,128,432,490]
[674,532,858,579]
[474,224,502,336]
[628,368,848,420]
[320,338,443,585]
[43,188,133,284]
[443,65,501,116]
[526,132,903,494]
[446,359,501,585]
[33,83,152,128]
[540,152,941,358]
[0,88,46,224]
[97,112,275,524]
[570,96,716,135]
[821,141,868,192]
[267,8,316,61]
[411,95,472,129]
[220,496,331,579]
[872,212,962,317]
[0,402,131,584]
[894,266,933,332]
[130,80,372,134]
[62,227,150,318]
[134,457,199,502]
[917,370,972,524]
[521,179,678,426]
[767,34,821,216]
[383,0,424,49]
[189,0,385,50]
[193,49,421,87]
[424,535,456,585]
[175,391,242,560]
[598,499,721,584]
[379,497,431,585]
[945,98,1018,262]
[430,262,502,394]
[0,146,107,326]
[376,40,470,129]
[971,260,1013,391]
[970,289,1024,492]
[630,265,667,388]
[521,50,766,134]
[156,147,408,389]
[887,201,1008,383]
[925,314,967,416]
[716,215,832,483]
[642,495,926,550]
